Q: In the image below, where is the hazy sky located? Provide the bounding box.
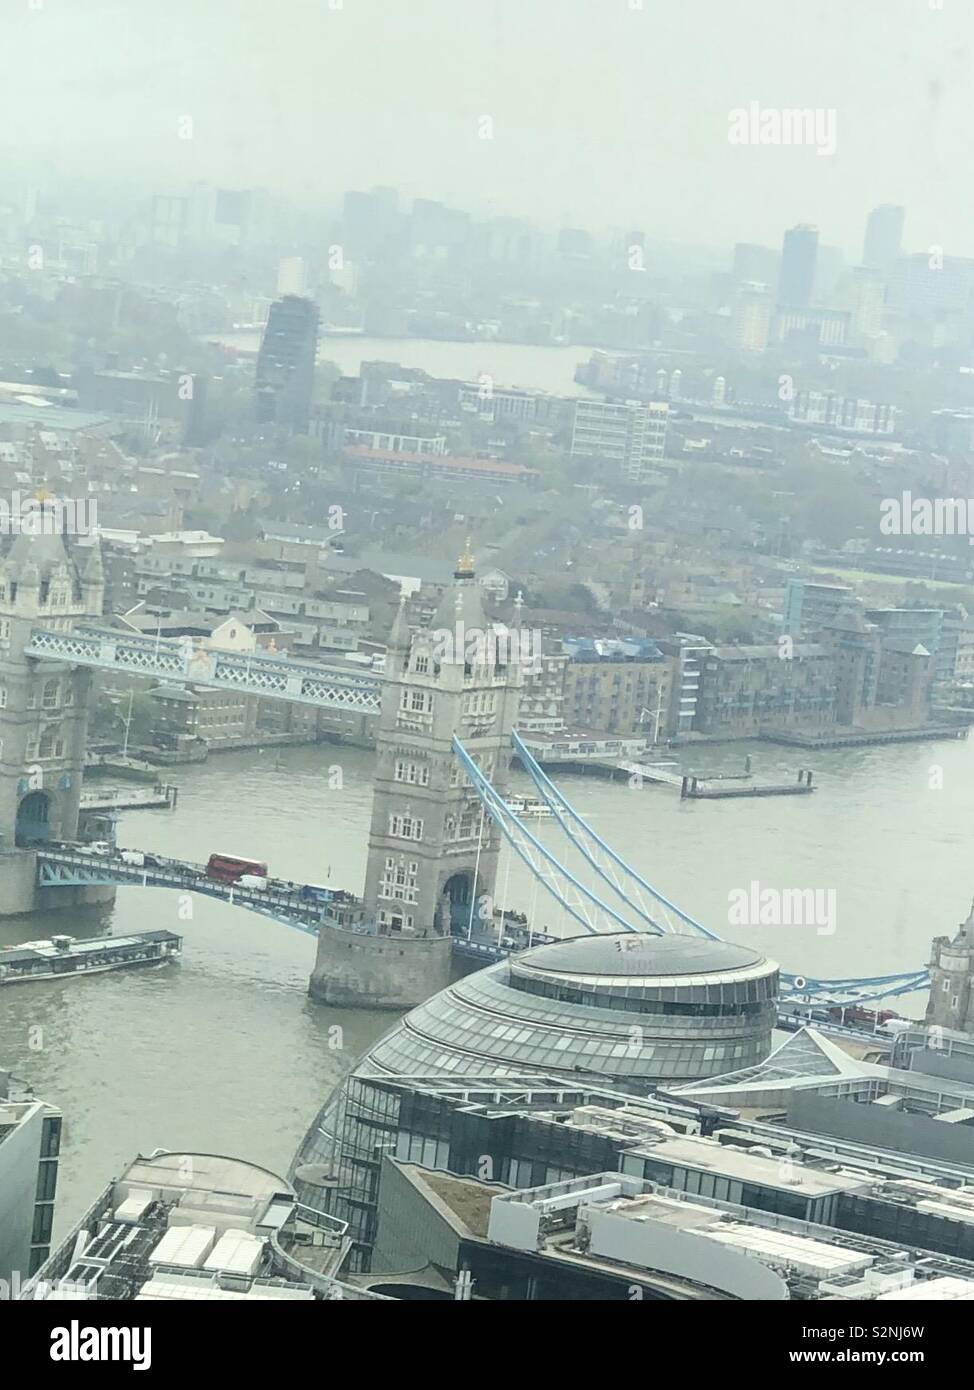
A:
[3,0,973,256]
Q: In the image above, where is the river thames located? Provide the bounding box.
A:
[1,734,971,1238]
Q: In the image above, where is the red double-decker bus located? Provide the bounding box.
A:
[206,853,268,884]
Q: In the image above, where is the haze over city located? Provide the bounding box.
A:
[2,0,973,254]
[3,0,974,1349]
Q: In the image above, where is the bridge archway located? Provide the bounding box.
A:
[443,871,476,932]
[16,791,51,847]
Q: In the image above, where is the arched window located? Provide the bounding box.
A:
[42,680,59,711]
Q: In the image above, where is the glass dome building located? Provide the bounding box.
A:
[290,932,779,1228]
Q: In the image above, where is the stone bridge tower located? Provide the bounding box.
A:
[0,524,110,914]
[310,545,523,1009]
[926,902,974,1036]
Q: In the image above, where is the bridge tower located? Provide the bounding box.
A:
[0,524,112,914]
[926,901,974,1036]
[310,544,523,1008]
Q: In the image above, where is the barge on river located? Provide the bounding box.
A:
[0,930,182,985]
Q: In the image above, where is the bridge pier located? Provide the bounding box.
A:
[0,850,114,916]
[309,926,452,1010]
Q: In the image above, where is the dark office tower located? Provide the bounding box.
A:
[862,204,905,277]
[778,224,819,307]
[255,295,319,434]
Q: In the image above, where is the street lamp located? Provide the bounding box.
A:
[108,689,135,757]
[638,684,664,746]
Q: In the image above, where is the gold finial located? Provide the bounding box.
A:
[455,536,475,578]
[32,484,51,504]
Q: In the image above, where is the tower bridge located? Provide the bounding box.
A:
[23,626,382,712]
[0,526,930,1015]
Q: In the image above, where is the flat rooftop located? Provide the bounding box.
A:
[635,1134,873,1198]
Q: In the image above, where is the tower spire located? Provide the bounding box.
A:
[455,537,475,579]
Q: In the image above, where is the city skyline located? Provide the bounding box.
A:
[2,0,973,257]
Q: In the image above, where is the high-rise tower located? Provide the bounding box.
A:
[778,224,819,308]
[255,294,319,434]
[862,204,905,278]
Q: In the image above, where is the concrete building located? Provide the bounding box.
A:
[773,307,850,348]
[570,398,669,484]
[457,383,566,425]
[561,637,674,737]
[850,266,887,340]
[517,649,568,733]
[291,1065,974,1285]
[789,390,898,434]
[783,580,855,638]
[291,933,779,1267]
[150,682,258,749]
[694,643,836,738]
[655,635,712,738]
[731,283,773,352]
[78,370,209,446]
[376,1167,789,1299]
[20,1148,358,1301]
[0,1071,61,1283]
[342,428,446,456]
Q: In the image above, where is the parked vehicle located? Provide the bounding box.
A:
[205,853,268,884]
[298,884,333,905]
[87,842,113,856]
[237,873,268,891]
[119,850,145,867]
[827,1005,901,1027]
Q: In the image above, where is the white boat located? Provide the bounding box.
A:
[505,795,554,819]
[0,931,182,985]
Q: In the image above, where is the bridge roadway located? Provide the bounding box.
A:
[34,845,522,959]
[33,848,926,1029]
[37,847,340,938]
[23,626,382,712]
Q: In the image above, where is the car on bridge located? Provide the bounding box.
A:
[115,850,168,870]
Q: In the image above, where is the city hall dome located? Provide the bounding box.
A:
[289,932,779,1214]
